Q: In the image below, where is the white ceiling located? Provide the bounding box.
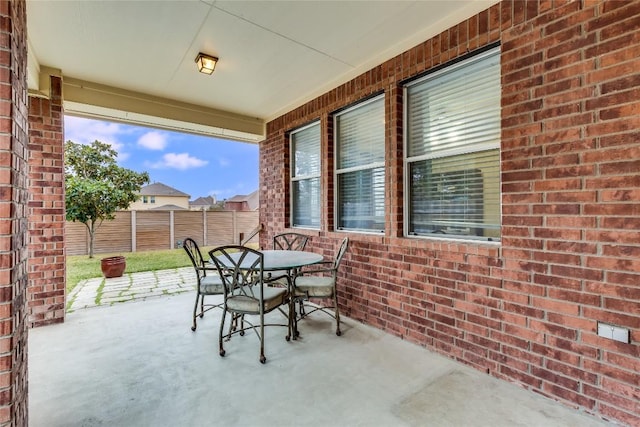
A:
[26,0,495,142]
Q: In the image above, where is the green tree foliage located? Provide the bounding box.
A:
[65,140,149,258]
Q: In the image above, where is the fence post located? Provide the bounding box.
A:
[203,209,207,245]
[131,210,137,252]
[170,210,175,249]
[232,211,238,244]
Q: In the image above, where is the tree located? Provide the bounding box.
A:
[65,140,150,258]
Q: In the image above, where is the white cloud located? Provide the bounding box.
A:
[64,116,128,157]
[138,131,168,150]
[218,157,230,167]
[147,152,208,170]
[117,152,131,162]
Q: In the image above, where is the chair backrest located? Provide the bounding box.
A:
[209,245,265,300]
[183,238,207,279]
[273,232,309,251]
[332,237,349,270]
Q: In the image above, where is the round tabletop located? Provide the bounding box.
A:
[212,249,323,271]
[260,250,323,270]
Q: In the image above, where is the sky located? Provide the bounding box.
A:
[64,116,259,201]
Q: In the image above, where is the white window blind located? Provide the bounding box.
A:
[335,95,385,232]
[405,48,501,241]
[291,122,321,228]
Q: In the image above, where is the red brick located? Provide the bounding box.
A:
[584,384,639,414]
[603,352,640,376]
[546,359,598,385]
[583,307,639,329]
[545,382,597,410]
[262,2,640,425]
[600,273,639,298]
[599,404,640,427]
[28,79,66,329]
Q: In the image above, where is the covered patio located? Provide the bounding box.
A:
[30,292,608,427]
[0,0,636,425]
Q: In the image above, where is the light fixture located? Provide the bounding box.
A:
[195,52,218,75]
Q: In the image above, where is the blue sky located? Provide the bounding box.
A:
[64,116,259,201]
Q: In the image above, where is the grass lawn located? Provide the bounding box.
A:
[66,246,219,293]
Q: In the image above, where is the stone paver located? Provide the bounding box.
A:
[67,267,197,312]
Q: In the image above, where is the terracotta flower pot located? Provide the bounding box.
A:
[101,256,126,278]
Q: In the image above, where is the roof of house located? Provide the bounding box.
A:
[225,190,259,210]
[149,204,188,211]
[139,182,190,198]
[190,196,216,206]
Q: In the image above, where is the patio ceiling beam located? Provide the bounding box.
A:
[33,69,265,143]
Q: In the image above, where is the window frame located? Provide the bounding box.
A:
[333,94,386,234]
[289,120,321,229]
[403,47,501,242]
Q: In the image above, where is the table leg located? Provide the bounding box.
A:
[289,267,301,340]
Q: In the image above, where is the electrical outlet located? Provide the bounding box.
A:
[597,322,630,344]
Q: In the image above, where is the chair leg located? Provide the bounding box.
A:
[200,293,205,317]
[229,314,237,335]
[334,294,341,336]
[219,309,227,357]
[259,313,266,364]
[226,313,239,341]
[191,292,201,331]
[299,299,306,317]
[239,314,246,336]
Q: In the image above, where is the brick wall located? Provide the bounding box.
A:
[0,0,29,424]
[261,1,640,425]
[27,75,66,328]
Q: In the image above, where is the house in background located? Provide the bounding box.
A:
[224,190,259,212]
[129,182,190,211]
[189,195,217,211]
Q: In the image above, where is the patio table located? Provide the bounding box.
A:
[211,249,324,338]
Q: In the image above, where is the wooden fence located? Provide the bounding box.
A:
[66,210,260,256]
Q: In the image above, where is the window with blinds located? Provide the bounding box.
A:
[335,95,385,232]
[404,47,501,241]
[291,121,321,228]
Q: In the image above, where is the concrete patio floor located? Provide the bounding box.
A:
[30,279,611,426]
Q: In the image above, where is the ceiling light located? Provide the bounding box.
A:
[195,53,218,75]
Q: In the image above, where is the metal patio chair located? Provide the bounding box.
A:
[273,232,309,251]
[293,237,349,336]
[209,245,292,364]
[266,232,310,284]
[183,238,224,331]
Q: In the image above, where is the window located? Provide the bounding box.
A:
[335,95,385,232]
[143,196,148,204]
[290,121,321,228]
[150,196,156,204]
[404,47,501,241]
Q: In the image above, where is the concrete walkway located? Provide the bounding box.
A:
[67,267,196,312]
